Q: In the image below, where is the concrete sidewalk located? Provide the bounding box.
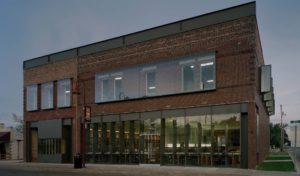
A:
[0,160,298,176]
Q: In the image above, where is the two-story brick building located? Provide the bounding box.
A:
[23,2,274,169]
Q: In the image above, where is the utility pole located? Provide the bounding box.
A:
[280,104,286,152]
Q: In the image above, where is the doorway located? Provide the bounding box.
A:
[142,133,160,164]
[30,128,38,162]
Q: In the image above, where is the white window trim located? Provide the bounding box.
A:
[142,66,157,72]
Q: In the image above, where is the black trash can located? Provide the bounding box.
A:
[74,153,82,169]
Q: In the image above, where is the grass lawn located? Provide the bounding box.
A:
[256,161,295,172]
[266,156,292,160]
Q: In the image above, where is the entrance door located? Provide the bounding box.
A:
[143,134,160,164]
[30,129,38,162]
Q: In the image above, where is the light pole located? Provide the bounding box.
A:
[280,104,286,152]
[74,77,92,168]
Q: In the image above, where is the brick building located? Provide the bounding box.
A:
[23,2,274,169]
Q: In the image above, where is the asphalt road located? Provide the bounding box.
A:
[0,165,101,176]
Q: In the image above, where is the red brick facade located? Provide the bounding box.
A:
[24,4,270,169]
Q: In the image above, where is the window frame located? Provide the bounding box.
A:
[57,78,72,108]
[41,81,54,110]
[146,71,156,96]
[26,84,38,111]
[199,58,216,90]
[180,60,196,92]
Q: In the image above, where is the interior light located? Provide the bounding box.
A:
[148,86,156,90]
[201,62,213,67]
[65,90,70,93]
[190,65,195,68]
[207,80,214,83]
[115,77,122,80]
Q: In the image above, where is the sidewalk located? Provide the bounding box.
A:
[288,150,300,173]
[0,160,299,176]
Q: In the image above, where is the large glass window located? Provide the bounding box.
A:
[200,61,215,90]
[102,79,110,101]
[95,52,216,103]
[182,64,195,92]
[212,113,240,167]
[146,72,156,96]
[41,82,53,109]
[26,84,38,111]
[57,79,71,108]
[114,77,123,100]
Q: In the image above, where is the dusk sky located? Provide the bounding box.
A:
[0,0,299,127]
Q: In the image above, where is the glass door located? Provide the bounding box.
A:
[140,118,161,164]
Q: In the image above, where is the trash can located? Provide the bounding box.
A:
[74,153,82,169]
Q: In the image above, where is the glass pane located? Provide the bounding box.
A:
[146,72,156,96]
[141,118,161,164]
[102,79,110,101]
[212,113,240,167]
[42,82,53,109]
[201,62,215,90]
[182,65,195,91]
[114,77,123,100]
[26,85,38,111]
[57,79,71,107]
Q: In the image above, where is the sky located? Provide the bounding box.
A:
[0,0,299,127]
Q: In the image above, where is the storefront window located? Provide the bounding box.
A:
[212,113,240,167]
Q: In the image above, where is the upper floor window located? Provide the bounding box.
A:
[95,52,216,103]
[146,71,156,96]
[41,82,54,109]
[200,60,215,90]
[26,84,38,111]
[114,76,123,100]
[102,79,110,101]
[57,79,71,108]
[182,64,195,92]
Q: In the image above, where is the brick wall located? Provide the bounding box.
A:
[78,16,257,115]
[23,58,80,161]
[23,15,270,168]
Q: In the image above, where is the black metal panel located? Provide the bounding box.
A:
[120,113,139,121]
[49,49,77,63]
[140,111,161,120]
[241,113,248,169]
[102,115,119,122]
[78,38,123,56]
[125,23,180,46]
[38,119,62,138]
[182,2,255,32]
[212,104,241,114]
[23,56,48,69]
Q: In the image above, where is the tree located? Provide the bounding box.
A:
[270,123,291,148]
[12,113,23,133]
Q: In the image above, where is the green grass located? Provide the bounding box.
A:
[266,156,291,160]
[256,161,295,172]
